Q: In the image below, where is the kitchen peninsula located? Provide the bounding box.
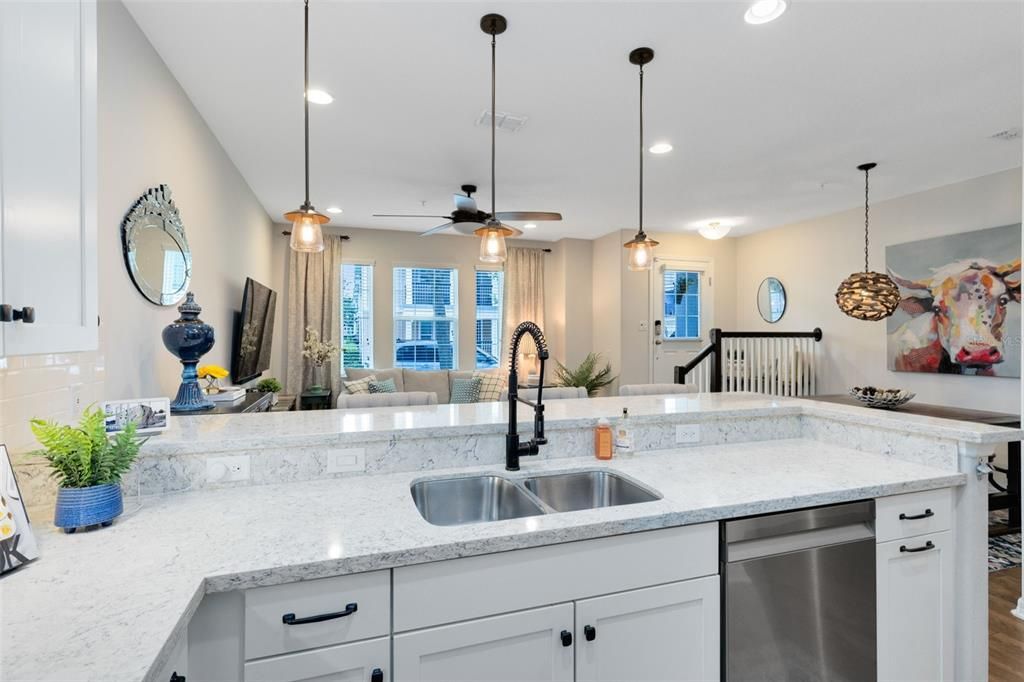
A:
[2,393,1017,681]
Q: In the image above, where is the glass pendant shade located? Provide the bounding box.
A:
[835,271,901,321]
[625,232,659,271]
[285,206,328,253]
[476,224,511,264]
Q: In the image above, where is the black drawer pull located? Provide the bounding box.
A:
[560,630,573,647]
[899,508,934,521]
[371,668,383,682]
[0,305,34,323]
[282,602,357,625]
[584,625,597,641]
[900,541,935,553]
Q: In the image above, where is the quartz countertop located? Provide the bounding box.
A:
[2,438,965,682]
[143,392,1021,457]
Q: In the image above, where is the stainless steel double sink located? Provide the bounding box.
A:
[410,470,662,526]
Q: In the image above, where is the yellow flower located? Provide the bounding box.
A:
[197,365,229,380]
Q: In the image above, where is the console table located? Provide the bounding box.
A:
[810,395,1020,535]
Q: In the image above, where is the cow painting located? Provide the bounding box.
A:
[886,224,1022,378]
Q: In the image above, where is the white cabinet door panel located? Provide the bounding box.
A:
[877,530,954,682]
[394,603,574,682]
[575,577,720,682]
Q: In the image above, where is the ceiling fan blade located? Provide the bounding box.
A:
[494,211,563,221]
[419,222,454,237]
[501,223,524,237]
[373,214,451,219]
[453,194,478,213]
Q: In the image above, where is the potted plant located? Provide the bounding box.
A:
[256,377,283,405]
[302,327,340,391]
[553,353,618,397]
[30,407,145,533]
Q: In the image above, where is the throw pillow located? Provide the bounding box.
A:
[344,375,377,395]
[472,371,506,402]
[451,377,482,404]
[368,378,397,394]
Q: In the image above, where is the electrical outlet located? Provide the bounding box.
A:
[206,455,251,483]
[327,448,366,474]
[69,385,83,418]
[676,424,701,444]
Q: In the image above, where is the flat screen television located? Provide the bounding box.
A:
[232,277,277,384]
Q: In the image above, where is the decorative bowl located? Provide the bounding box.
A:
[849,386,915,409]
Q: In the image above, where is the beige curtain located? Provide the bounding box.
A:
[286,235,344,397]
[502,247,546,374]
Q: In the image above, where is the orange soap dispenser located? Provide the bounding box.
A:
[595,417,613,460]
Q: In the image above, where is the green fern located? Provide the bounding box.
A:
[553,353,618,397]
[30,406,145,488]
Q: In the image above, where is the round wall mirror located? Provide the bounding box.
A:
[757,277,787,323]
[121,185,192,306]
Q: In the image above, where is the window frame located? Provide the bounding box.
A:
[340,260,375,374]
[474,266,504,370]
[392,265,460,371]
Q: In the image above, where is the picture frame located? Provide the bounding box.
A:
[1,444,39,575]
[102,397,171,434]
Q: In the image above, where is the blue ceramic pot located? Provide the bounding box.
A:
[162,292,216,413]
[54,483,124,533]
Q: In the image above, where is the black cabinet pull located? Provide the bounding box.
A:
[560,630,573,647]
[900,541,935,553]
[371,668,383,682]
[282,602,357,625]
[169,673,185,682]
[584,625,597,642]
[899,508,934,521]
[0,305,34,323]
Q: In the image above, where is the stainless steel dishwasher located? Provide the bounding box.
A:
[723,500,876,681]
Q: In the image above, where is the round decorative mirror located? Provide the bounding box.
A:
[121,185,191,306]
[757,277,787,323]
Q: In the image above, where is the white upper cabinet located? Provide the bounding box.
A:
[0,0,98,356]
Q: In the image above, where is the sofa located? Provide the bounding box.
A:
[341,368,506,405]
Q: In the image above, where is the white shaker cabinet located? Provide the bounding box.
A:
[244,637,389,682]
[575,577,721,682]
[0,0,98,356]
[393,603,575,682]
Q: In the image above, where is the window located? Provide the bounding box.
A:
[393,267,458,370]
[341,263,374,370]
[662,269,701,339]
[475,270,504,369]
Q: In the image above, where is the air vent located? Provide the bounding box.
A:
[477,110,529,133]
[990,127,1022,142]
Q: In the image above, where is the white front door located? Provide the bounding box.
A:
[650,258,713,385]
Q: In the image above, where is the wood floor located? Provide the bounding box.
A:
[991,568,1024,682]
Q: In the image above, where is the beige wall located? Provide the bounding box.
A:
[97,1,276,400]
[590,232,624,394]
[734,168,1022,413]
[272,226,564,378]
[545,238,594,370]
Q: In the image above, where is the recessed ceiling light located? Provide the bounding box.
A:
[744,0,788,24]
[326,206,343,214]
[649,142,673,154]
[522,223,537,230]
[307,89,334,104]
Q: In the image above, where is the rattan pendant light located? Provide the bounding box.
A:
[835,162,901,321]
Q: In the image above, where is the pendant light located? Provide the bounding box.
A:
[624,47,659,271]
[285,0,328,253]
[835,162,901,321]
[474,14,515,264]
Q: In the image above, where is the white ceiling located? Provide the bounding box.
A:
[125,0,1023,241]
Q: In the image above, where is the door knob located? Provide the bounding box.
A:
[560,630,573,647]
[0,305,35,323]
[371,668,383,682]
[584,624,597,641]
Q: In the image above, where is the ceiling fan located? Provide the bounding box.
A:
[372,13,562,244]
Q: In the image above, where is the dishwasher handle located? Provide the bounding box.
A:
[726,522,875,563]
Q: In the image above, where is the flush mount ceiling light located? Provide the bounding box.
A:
[473,13,563,264]
[649,142,673,155]
[699,221,731,240]
[326,206,343,214]
[835,162,901,321]
[744,0,788,24]
[306,89,333,104]
[623,47,659,272]
[285,0,328,253]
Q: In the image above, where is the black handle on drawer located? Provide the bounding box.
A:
[371,668,383,682]
[282,602,357,625]
[899,508,934,521]
[900,541,935,553]
[560,630,573,647]
[584,625,597,642]
[169,673,186,682]
[0,305,35,323]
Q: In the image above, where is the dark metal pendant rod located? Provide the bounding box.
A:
[490,31,497,220]
[638,63,645,237]
[303,0,311,207]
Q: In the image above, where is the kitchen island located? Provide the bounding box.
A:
[2,393,1017,681]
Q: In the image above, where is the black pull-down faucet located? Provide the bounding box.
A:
[506,321,549,471]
